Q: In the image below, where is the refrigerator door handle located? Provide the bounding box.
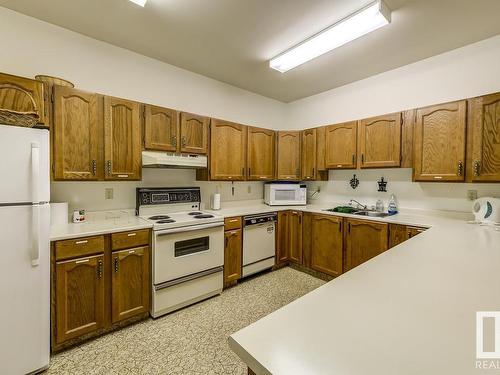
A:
[31,142,40,204]
[31,205,40,267]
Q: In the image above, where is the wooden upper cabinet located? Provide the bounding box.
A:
[288,211,303,264]
[325,121,357,169]
[359,113,402,168]
[224,229,242,284]
[111,247,149,323]
[413,100,467,181]
[210,119,247,180]
[277,131,301,180]
[344,218,388,271]
[467,93,500,182]
[143,105,178,152]
[179,112,209,154]
[310,214,343,276]
[301,129,317,180]
[55,254,105,344]
[104,97,142,180]
[0,72,46,127]
[53,86,103,180]
[247,126,275,180]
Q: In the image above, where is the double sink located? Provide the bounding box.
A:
[323,207,390,218]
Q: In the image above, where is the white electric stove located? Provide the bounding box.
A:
[137,187,224,318]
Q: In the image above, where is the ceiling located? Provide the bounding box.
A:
[1,0,500,102]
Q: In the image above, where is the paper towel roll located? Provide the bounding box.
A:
[211,193,221,210]
[51,202,69,226]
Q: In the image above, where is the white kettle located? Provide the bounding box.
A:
[472,197,500,224]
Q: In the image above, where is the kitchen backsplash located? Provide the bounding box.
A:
[305,169,500,213]
[51,169,265,213]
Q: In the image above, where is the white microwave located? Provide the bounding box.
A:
[264,183,307,206]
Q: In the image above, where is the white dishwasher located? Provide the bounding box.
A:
[242,212,277,278]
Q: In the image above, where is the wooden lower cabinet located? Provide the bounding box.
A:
[55,254,105,344]
[309,214,343,276]
[52,230,151,351]
[111,246,149,323]
[224,229,242,285]
[389,224,427,248]
[276,211,290,265]
[288,211,303,264]
[344,218,388,271]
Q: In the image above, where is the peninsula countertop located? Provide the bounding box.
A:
[222,201,500,375]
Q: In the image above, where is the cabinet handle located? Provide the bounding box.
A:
[106,160,112,175]
[348,223,351,233]
[296,168,300,176]
[312,167,315,177]
[91,160,97,175]
[225,236,228,247]
[339,221,342,232]
[127,233,136,237]
[171,136,177,146]
[181,137,187,147]
[408,232,412,238]
[229,219,238,223]
[361,154,365,163]
[97,260,103,279]
[242,167,245,176]
[75,258,89,264]
[458,161,463,176]
[473,161,481,176]
[75,240,88,245]
[352,154,355,164]
[248,167,251,176]
[114,257,119,273]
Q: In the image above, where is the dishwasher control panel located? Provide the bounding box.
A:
[244,213,277,226]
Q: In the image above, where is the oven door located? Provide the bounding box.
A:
[153,222,224,284]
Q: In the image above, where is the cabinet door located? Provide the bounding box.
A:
[53,86,103,180]
[288,211,303,264]
[316,126,326,171]
[325,121,357,169]
[0,72,46,126]
[359,113,402,168]
[301,129,317,180]
[413,100,467,181]
[247,126,275,180]
[144,104,178,152]
[310,214,343,276]
[276,211,289,265]
[111,246,149,323]
[179,112,209,154]
[104,97,142,180]
[277,131,301,180]
[344,218,388,271]
[467,93,500,182]
[224,229,242,284]
[388,224,408,248]
[55,254,105,344]
[210,119,247,180]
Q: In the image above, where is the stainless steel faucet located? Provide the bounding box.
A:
[349,199,367,210]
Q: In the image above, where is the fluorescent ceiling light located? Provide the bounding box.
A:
[129,0,147,7]
[270,0,391,73]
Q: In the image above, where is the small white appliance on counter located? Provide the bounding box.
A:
[137,187,224,318]
[0,125,50,374]
[472,197,500,224]
[242,213,277,277]
[264,182,307,206]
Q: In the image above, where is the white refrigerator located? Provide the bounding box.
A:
[0,125,50,374]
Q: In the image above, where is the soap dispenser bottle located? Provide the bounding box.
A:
[388,194,398,215]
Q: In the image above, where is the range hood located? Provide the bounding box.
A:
[142,151,208,169]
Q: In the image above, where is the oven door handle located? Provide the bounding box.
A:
[155,222,224,236]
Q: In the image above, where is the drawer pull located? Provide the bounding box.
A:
[75,258,89,264]
[118,174,129,178]
[229,219,238,223]
[129,250,135,254]
[75,240,88,245]
[127,233,137,237]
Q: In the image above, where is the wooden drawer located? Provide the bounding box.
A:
[55,235,105,261]
[111,229,150,251]
[224,216,242,231]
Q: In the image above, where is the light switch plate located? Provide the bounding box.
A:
[105,188,114,200]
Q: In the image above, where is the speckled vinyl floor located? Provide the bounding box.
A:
[47,267,325,375]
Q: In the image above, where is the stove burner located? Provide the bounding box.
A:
[156,219,176,224]
[194,214,214,219]
[188,212,203,215]
[149,215,171,220]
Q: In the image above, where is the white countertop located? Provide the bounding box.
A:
[50,210,153,241]
[223,201,500,375]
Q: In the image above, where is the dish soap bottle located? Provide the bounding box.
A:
[388,194,398,215]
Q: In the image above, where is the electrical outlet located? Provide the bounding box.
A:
[105,188,114,200]
[247,185,252,194]
[467,190,477,201]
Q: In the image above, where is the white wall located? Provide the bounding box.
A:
[285,34,500,128]
[0,7,286,211]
